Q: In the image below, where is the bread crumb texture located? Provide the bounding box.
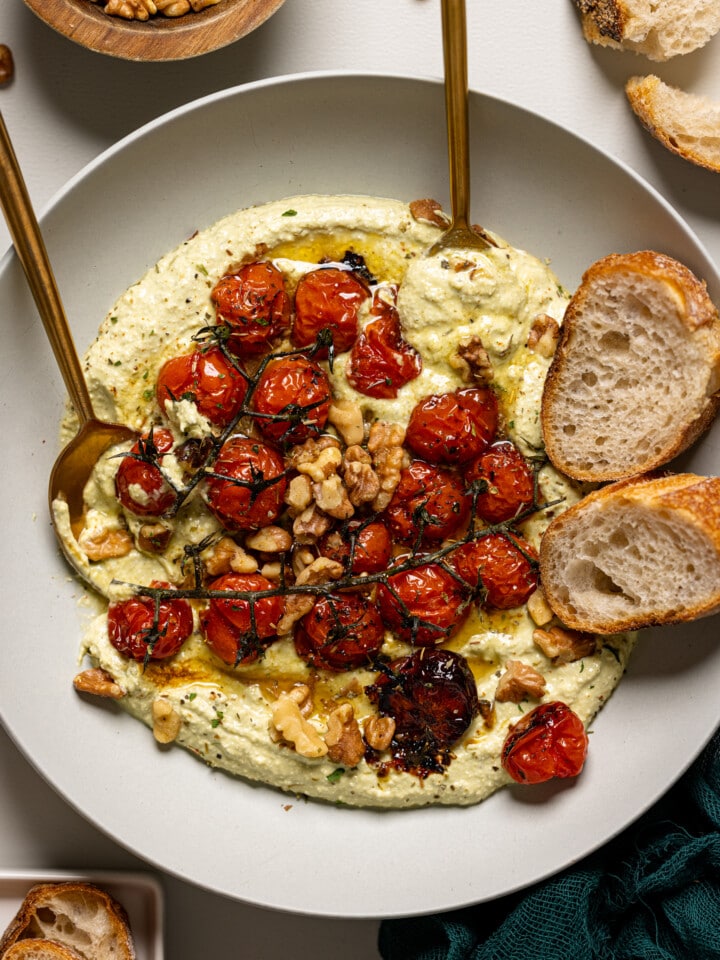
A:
[574,0,720,59]
[627,75,720,173]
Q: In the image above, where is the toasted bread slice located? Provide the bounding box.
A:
[2,940,85,960]
[541,251,720,482]
[0,883,135,960]
[573,0,720,60]
[626,75,720,173]
[540,473,720,633]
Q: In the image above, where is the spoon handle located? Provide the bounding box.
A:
[440,0,472,231]
[0,111,94,426]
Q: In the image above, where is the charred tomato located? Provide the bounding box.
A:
[376,560,470,646]
[318,520,392,575]
[206,436,287,531]
[251,355,332,445]
[468,440,535,523]
[501,701,589,784]
[294,592,384,671]
[451,532,538,609]
[405,388,498,465]
[211,261,291,356]
[115,428,176,518]
[346,295,421,399]
[156,345,247,428]
[367,648,479,776]
[108,582,193,663]
[384,460,470,544]
[292,267,369,355]
[201,572,283,666]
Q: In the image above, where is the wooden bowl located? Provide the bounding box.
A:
[22,0,286,61]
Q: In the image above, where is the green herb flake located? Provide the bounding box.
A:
[187,692,197,701]
[327,768,345,784]
[211,709,224,729]
[195,263,209,276]
[110,316,118,324]
[282,209,298,217]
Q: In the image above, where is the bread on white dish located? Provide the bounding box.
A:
[539,473,720,633]
[626,75,720,173]
[573,0,720,59]
[0,883,136,960]
[1,940,85,960]
[541,251,720,482]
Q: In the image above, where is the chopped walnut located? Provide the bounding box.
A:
[409,198,451,228]
[295,556,344,587]
[526,587,554,627]
[495,660,547,703]
[367,421,409,511]
[137,521,172,554]
[204,537,259,576]
[73,668,125,700]
[449,336,494,385]
[155,0,190,14]
[325,703,365,767]
[533,626,597,663]
[103,0,157,19]
[343,446,381,507]
[152,698,182,743]
[527,314,561,358]
[245,525,293,553]
[0,45,14,85]
[270,686,328,759]
[293,504,332,543]
[260,561,283,580]
[313,474,354,520]
[287,436,341,477]
[285,475,313,516]
[77,527,133,561]
[363,715,396,752]
[328,399,365,446]
[276,594,316,635]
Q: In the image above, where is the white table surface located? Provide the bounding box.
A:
[0,1,718,957]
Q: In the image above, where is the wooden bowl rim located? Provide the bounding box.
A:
[22,0,286,61]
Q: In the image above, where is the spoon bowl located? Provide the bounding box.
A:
[0,112,136,549]
[429,0,495,256]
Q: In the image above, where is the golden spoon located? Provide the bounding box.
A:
[430,0,495,255]
[0,111,136,545]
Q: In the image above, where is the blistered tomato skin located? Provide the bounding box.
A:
[502,701,589,784]
[206,436,287,531]
[405,388,498,465]
[367,648,480,776]
[294,592,385,671]
[251,355,332,445]
[346,296,422,399]
[468,440,536,524]
[451,532,538,609]
[115,428,177,518]
[318,520,393,575]
[211,261,291,356]
[377,561,470,646]
[384,460,470,544]
[108,583,193,662]
[292,267,369,355]
[201,572,283,666]
[156,346,247,428]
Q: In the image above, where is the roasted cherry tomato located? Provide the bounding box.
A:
[206,436,287,531]
[405,388,498,465]
[211,261,291,356]
[156,346,247,428]
[292,267,369,355]
[108,582,193,663]
[318,520,392,575]
[115,428,176,517]
[377,560,470,646]
[201,572,283,666]
[501,701,589,784]
[294,592,384,671]
[367,648,479,776]
[467,440,535,523]
[251,355,332,445]
[384,460,470,544]
[450,532,538,609]
[346,296,422,398]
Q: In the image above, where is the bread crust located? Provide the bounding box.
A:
[574,0,626,43]
[2,940,85,960]
[540,473,720,632]
[626,75,720,174]
[541,251,720,482]
[0,883,136,960]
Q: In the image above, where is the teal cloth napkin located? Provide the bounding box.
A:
[379,728,720,960]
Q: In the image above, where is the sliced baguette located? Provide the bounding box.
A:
[2,940,85,960]
[0,883,135,960]
[541,251,720,482]
[626,75,720,173]
[573,0,720,60]
[540,473,720,633]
